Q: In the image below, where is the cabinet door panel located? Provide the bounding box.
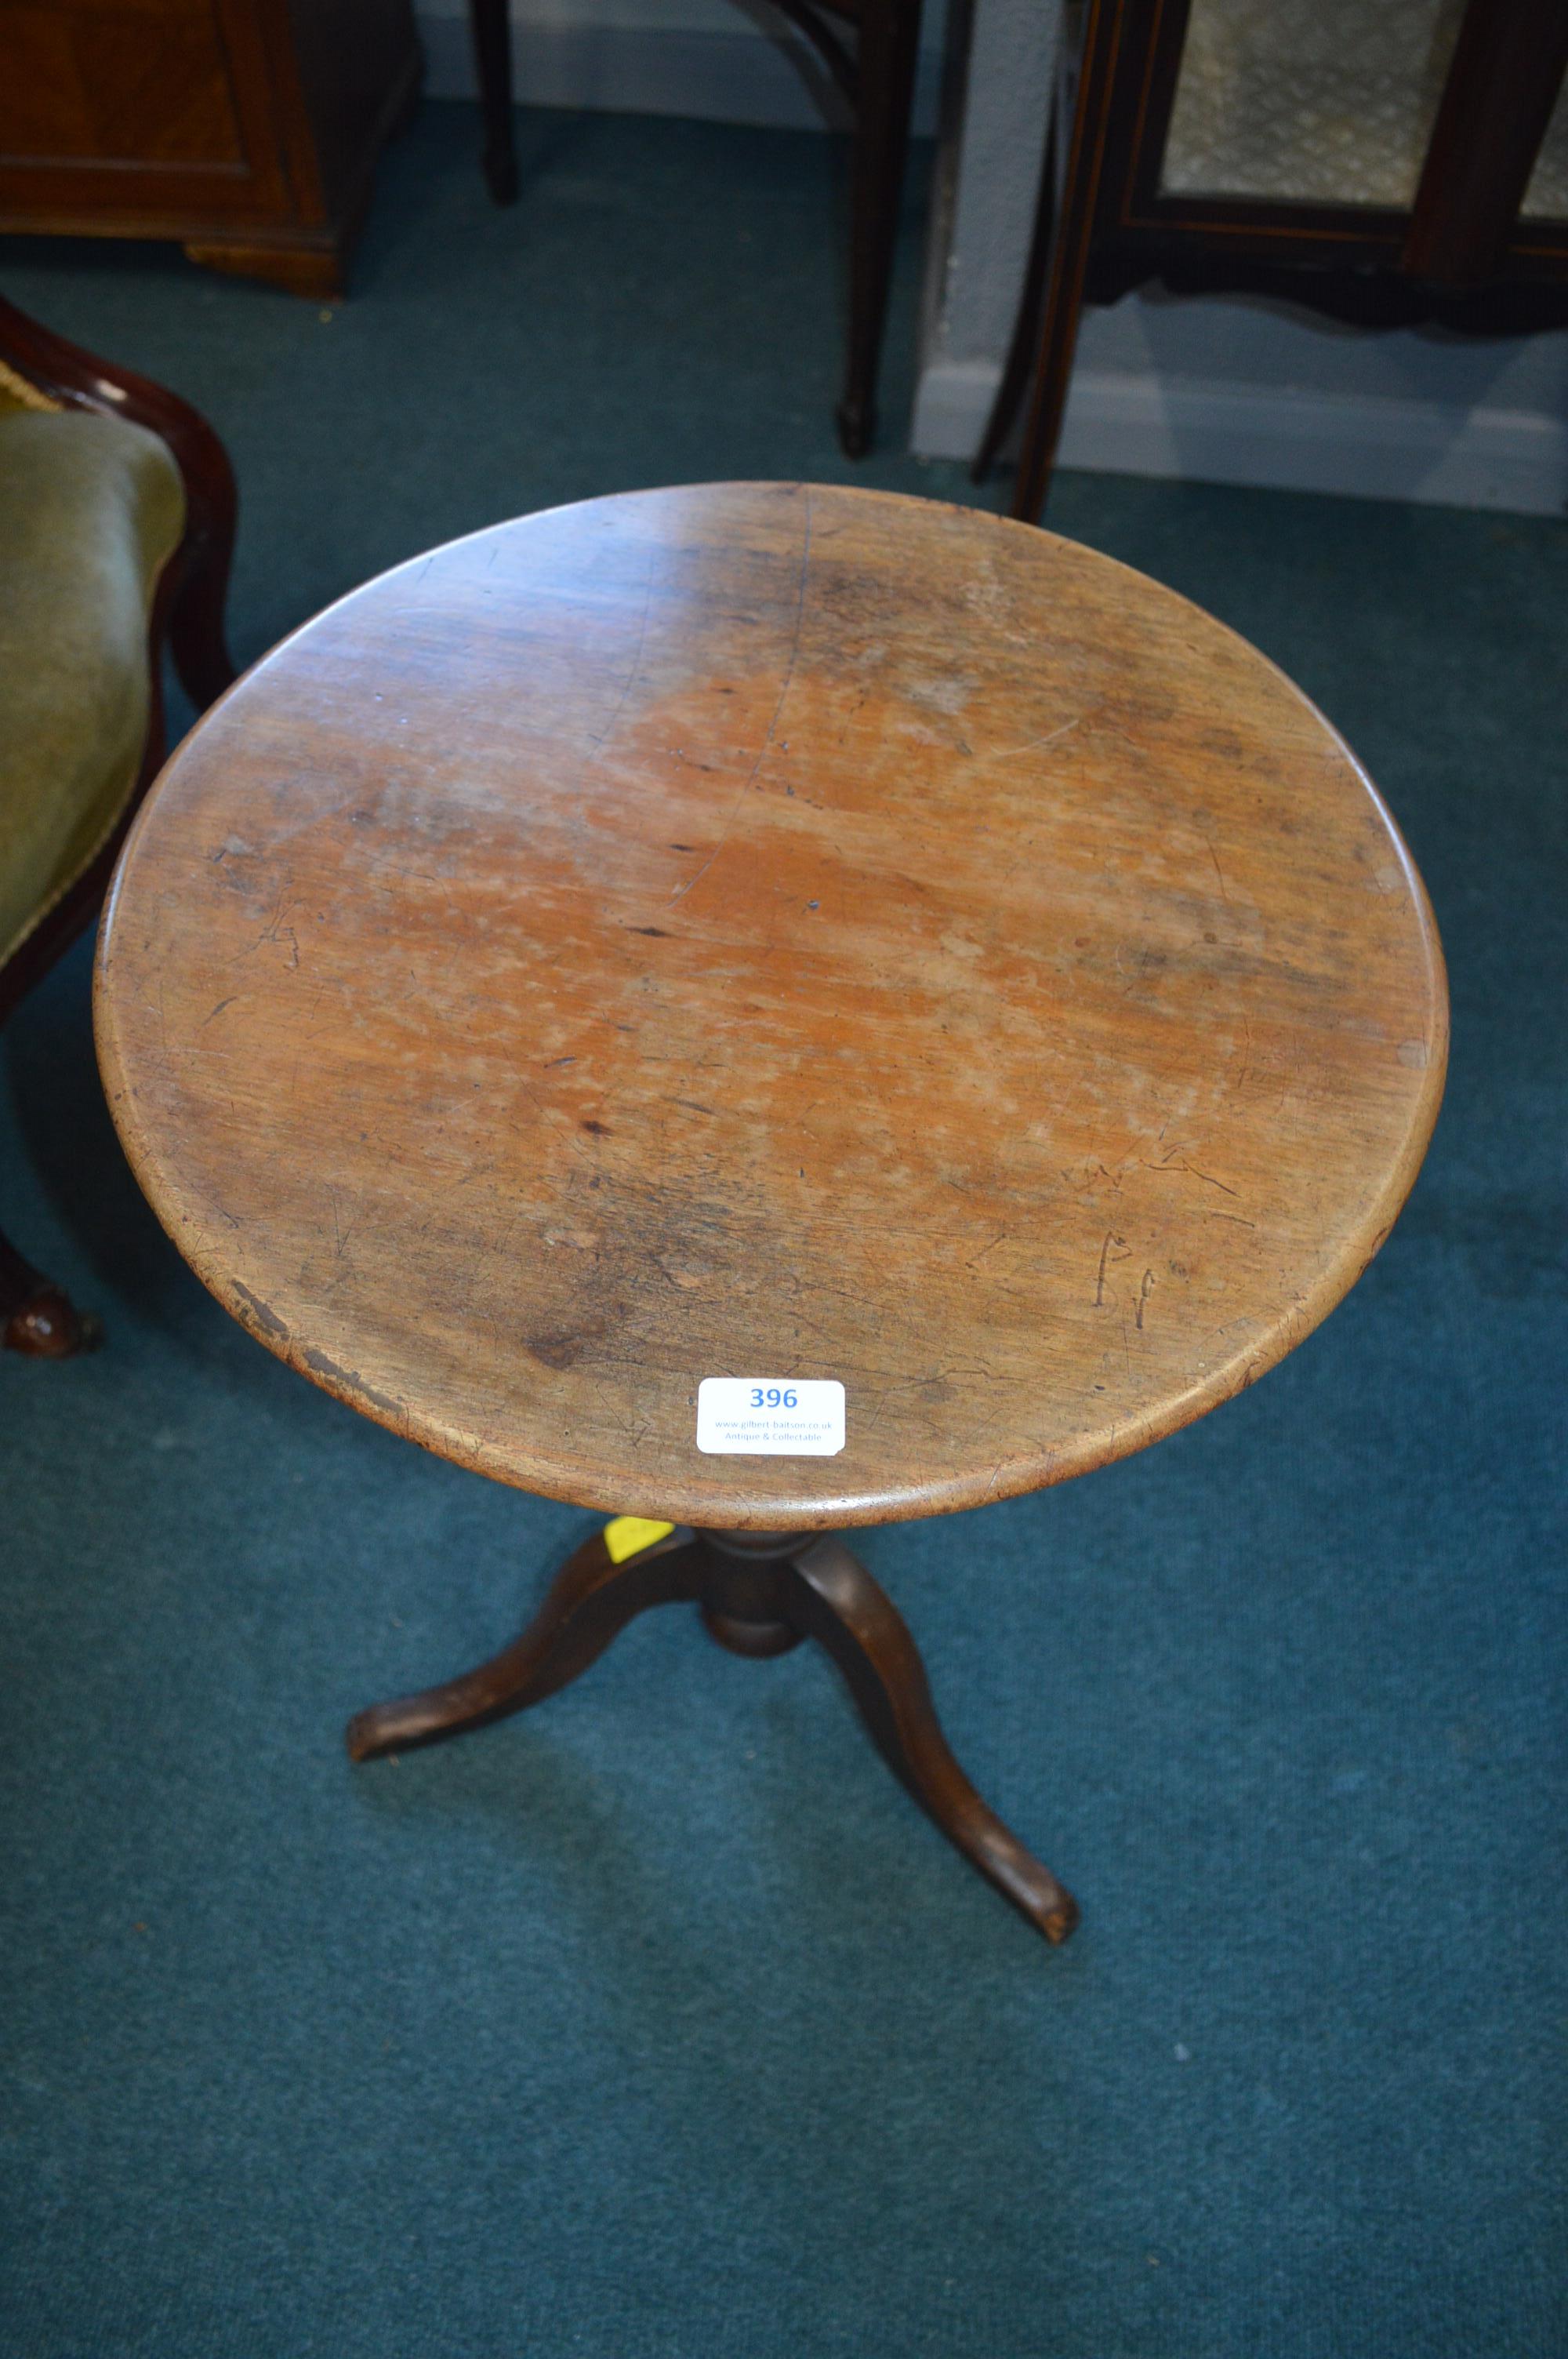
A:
[0,1,245,162]
[0,0,296,225]
[1159,0,1464,211]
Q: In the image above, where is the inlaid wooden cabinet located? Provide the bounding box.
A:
[0,0,422,296]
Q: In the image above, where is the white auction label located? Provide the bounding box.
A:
[696,1377,845,1456]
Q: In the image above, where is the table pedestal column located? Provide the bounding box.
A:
[347,1520,1080,1945]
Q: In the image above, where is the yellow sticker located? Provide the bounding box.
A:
[603,1515,675,1564]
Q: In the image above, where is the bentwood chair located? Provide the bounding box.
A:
[466,0,923,456]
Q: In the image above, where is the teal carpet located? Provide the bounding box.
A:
[3,101,1566,2359]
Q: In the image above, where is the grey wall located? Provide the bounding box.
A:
[923,0,1055,365]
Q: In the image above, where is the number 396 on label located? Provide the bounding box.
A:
[696,1376,846,1456]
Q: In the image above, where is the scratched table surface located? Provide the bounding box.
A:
[95,483,1447,1529]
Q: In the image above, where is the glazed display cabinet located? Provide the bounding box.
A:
[980,0,1568,514]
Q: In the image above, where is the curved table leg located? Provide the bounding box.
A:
[347,1524,702,1761]
[782,1535,1080,1944]
[348,1518,1080,1944]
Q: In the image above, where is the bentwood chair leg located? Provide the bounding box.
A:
[971,111,1056,484]
[837,0,922,458]
[783,1535,1080,1942]
[470,0,520,205]
[1007,0,1127,522]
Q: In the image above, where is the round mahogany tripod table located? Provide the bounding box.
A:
[96,484,1447,1946]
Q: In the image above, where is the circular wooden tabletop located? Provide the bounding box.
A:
[96,484,1446,1530]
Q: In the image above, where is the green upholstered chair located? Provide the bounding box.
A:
[0,297,236,1357]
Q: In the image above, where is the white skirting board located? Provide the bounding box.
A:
[909,357,1568,517]
[416,11,943,134]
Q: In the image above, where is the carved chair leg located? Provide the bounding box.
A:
[346,1523,703,1760]
[0,1223,102,1358]
[836,0,922,457]
[782,1534,1080,1943]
